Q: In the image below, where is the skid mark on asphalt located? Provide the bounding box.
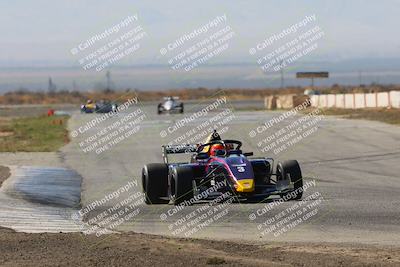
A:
[302,150,400,165]
[0,166,83,233]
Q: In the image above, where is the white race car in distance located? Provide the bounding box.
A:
[158,96,184,114]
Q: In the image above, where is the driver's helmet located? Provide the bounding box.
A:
[202,130,222,154]
[210,144,225,156]
[87,99,93,104]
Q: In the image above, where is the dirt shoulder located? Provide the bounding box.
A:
[0,166,10,187]
[0,228,398,267]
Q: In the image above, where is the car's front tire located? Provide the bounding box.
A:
[170,166,194,205]
[277,160,303,200]
[142,164,169,204]
[80,105,86,113]
[157,103,163,114]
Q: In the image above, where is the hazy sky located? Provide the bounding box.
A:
[0,0,399,66]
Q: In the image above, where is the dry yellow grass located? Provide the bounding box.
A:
[2,84,397,105]
[305,107,400,125]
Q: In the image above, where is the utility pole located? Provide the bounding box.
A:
[280,60,284,89]
[106,71,111,90]
[48,77,56,93]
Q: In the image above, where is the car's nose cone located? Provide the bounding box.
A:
[164,101,173,110]
[235,179,255,192]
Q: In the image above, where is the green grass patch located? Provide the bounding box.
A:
[0,115,69,152]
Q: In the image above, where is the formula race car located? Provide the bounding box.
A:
[81,100,118,113]
[80,100,97,113]
[95,100,118,113]
[142,131,303,205]
[157,96,184,114]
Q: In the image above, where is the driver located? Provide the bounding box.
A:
[209,144,225,156]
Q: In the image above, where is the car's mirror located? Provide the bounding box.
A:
[196,152,209,160]
[244,152,253,157]
[228,150,242,155]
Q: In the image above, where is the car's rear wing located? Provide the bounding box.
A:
[162,144,197,163]
[163,96,179,100]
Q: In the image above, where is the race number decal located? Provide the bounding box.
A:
[237,166,245,173]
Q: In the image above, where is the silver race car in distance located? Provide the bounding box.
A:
[158,96,184,114]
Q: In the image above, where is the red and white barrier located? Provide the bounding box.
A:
[311,91,400,108]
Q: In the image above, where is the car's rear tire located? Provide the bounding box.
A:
[170,166,194,205]
[179,103,184,114]
[142,164,169,204]
[277,160,303,200]
[157,103,163,114]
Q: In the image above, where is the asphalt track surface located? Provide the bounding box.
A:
[2,101,400,245]
[55,100,399,245]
